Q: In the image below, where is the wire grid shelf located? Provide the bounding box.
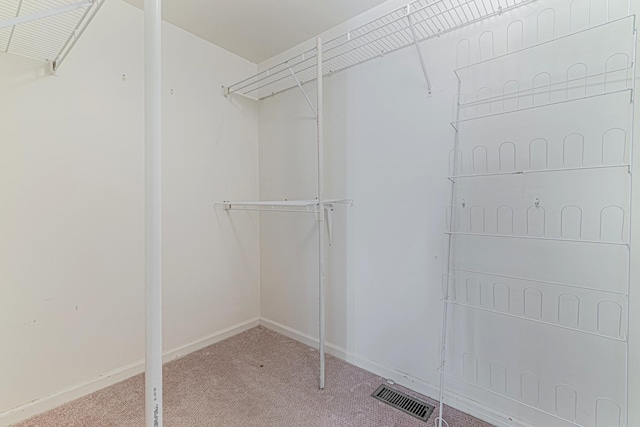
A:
[0,0,98,65]
[225,0,533,100]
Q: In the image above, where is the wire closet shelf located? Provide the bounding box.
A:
[215,199,352,214]
[0,0,106,71]
[224,0,532,100]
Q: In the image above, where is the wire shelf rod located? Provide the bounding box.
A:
[448,164,630,179]
[446,231,629,246]
[216,199,351,206]
[450,268,628,296]
[451,89,632,129]
[5,0,25,52]
[454,14,635,75]
[441,373,586,427]
[443,299,627,342]
[217,207,319,214]
[214,199,352,214]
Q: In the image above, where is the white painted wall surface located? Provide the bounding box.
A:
[257,1,640,426]
[0,1,259,424]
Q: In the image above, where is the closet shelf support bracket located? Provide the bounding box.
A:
[324,204,335,246]
[406,4,433,95]
[0,0,92,30]
[287,65,318,117]
[221,86,259,101]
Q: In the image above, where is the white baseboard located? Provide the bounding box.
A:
[259,317,537,427]
[0,317,260,427]
[2,317,536,427]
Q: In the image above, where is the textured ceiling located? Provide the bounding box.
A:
[122,0,390,63]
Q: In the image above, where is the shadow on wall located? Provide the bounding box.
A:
[0,55,51,91]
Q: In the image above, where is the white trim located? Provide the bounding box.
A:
[0,318,259,427]
[259,317,536,427]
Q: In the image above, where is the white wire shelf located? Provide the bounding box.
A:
[224,0,533,100]
[0,0,106,71]
[215,199,352,213]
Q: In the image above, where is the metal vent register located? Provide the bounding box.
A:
[371,385,434,422]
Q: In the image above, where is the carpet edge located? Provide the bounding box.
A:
[258,317,537,427]
[0,317,260,427]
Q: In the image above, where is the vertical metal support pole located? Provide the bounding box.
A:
[144,0,163,426]
[317,37,326,390]
[625,16,637,427]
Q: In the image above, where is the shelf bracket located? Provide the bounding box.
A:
[324,204,335,245]
[406,5,433,95]
[287,65,318,117]
[222,89,259,102]
[0,0,92,30]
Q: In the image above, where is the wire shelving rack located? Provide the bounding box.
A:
[0,0,106,71]
[223,0,533,100]
[440,5,637,427]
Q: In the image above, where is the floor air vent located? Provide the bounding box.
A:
[371,385,435,422]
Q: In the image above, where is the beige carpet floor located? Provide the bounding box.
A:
[14,326,493,427]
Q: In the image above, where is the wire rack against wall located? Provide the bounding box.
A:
[450,59,634,128]
[440,353,625,427]
[446,202,630,245]
[223,0,533,100]
[439,3,637,427]
[447,127,630,178]
[453,13,636,77]
[0,0,106,71]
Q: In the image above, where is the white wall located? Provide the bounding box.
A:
[0,1,260,424]
[257,1,640,426]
